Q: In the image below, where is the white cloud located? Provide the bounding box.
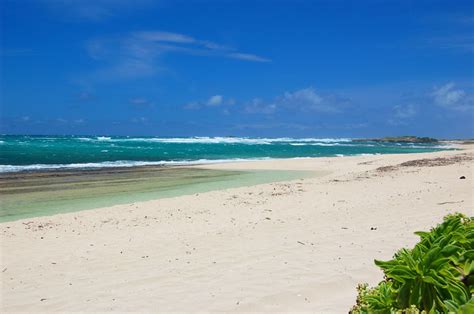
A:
[184,95,233,110]
[129,31,269,62]
[388,104,417,126]
[207,95,223,106]
[431,83,473,111]
[244,98,277,114]
[244,87,347,114]
[281,88,325,111]
[133,31,231,52]
[432,83,464,105]
[394,104,417,119]
[135,31,196,44]
[228,52,271,63]
[86,30,270,80]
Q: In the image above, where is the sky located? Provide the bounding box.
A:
[1,0,473,138]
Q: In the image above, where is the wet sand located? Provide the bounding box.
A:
[0,167,315,222]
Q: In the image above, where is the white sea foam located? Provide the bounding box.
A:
[149,137,274,144]
[310,143,343,146]
[72,136,353,145]
[356,153,382,156]
[0,158,272,173]
[398,144,453,149]
[290,142,343,146]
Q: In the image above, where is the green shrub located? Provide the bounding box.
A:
[351,213,473,313]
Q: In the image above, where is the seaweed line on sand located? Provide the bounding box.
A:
[376,154,473,173]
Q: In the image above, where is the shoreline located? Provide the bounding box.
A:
[1,146,472,312]
[0,167,319,223]
[0,145,465,223]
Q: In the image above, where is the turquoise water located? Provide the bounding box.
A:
[0,168,316,222]
[0,135,451,172]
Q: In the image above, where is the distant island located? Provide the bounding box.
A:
[354,136,438,143]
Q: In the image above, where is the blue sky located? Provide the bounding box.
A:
[1,0,473,138]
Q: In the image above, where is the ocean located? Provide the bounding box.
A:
[0,135,452,173]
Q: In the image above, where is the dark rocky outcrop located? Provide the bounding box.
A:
[354,136,438,143]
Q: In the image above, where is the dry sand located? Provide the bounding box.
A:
[1,146,473,313]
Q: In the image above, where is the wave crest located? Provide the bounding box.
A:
[0,158,272,173]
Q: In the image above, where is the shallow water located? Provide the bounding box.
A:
[0,166,316,222]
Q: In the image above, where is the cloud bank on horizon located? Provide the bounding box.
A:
[1,0,473,138]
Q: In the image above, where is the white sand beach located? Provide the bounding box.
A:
[1,145,473,313]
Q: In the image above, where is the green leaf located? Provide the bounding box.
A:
[440,244,461,257]
[386,266,417,281]
[350,213,474,313]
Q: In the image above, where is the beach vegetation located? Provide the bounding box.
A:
[350,213,474,313]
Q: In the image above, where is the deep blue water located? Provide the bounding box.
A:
[0,135,451,172]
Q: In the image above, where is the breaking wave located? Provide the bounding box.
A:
[0,158,272,173]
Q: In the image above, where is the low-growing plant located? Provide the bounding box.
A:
[351,213,473,313]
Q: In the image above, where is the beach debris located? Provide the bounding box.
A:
[297,241,306,245]
[376,165,398,172]
[370,227,377,230]
[437,200,464,205]
[358,160,377,165]
[40,298,47,302]
[265,217,271,220]
[377,155,473,173]
[459,176,466,179]
[2,268,7,273]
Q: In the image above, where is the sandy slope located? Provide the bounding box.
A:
[1,146,473,313]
